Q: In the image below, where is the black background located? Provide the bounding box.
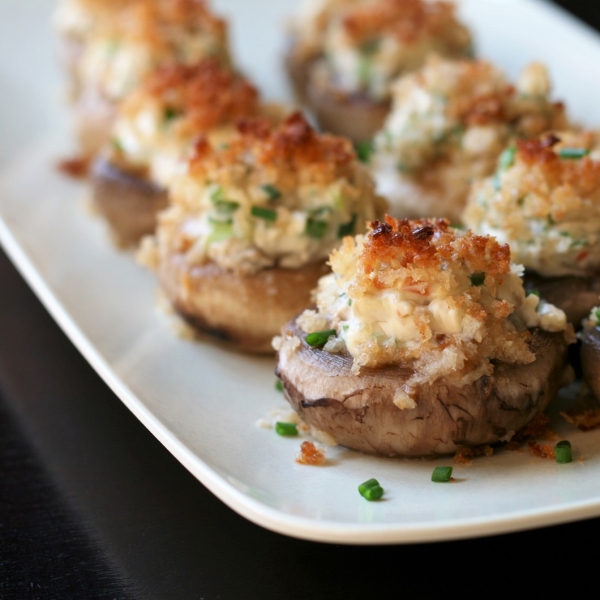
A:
[1,2,599,598]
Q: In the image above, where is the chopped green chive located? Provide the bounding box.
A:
[111,138,123,152]
[358,55,372,88]
[358,478,384,501]
[305,329,337,348]
[558,148,590,160]
[498,146,517,171]
[555,440,572,464]
[595,308,600,322]
[208,216,233,226]
[355,141,374,163]
[470,272,486,286]
[210,185,224,202]
[338,214,357,238]
[214,200,240,214]
[547,214,557,226]
[432,466,453,483]
[529,289,540,297]
[164,107,179,122]
[360,39,380,55]
[348,298,353,307]
[251,206,277,222]
[275,379,284,392]
[306,218,329,239]
[261,184,281,202]
[275,422,298,437]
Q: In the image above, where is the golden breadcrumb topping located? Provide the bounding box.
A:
[373,57,568,222]
[187,112,358,187]
[310,0,472,99]
[111,59,261,186]
[297,216,567,403]
[78,0,230,100]
[341,0,463,45]
[463,131,600,278]
[150,113,384,275]
[138,60,259,132]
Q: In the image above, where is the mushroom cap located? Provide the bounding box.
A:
[91,157,168,248]
[158,255,329,354]
[582,326,600,400]
[277,319,572,457]
[306,69,390,143]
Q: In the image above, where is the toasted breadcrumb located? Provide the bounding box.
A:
[561,408,600,432]
[527,441,556,460]
[296,441,327,466]
[57,156,90,178]
[454,445,493,465]
[505,414,557,451]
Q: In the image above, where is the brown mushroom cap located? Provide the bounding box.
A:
[581,326,600,400]
[306,75,390,144]
[284,38,318,105]
[524,271,600,326]
[276,319,572,457]
[91,157,169,249]
[158,255,329,354]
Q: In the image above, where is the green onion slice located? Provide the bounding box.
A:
[338,214,357,238]
[306,218,329,239]
[358,478,384,501]
[498,146,517,171]
[275,379,284,393]
[275,422,298,437]
[261,184,281,202]
[305,329,337,348]
[470,272,485,287]
[213,200,240,214]
[558,148,590,160]
[251,206,277,222]
[555,440,572,464]
[164,107,180,122]
[355,141,374,163]
[432,466,453,483]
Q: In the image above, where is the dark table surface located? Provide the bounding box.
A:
[2,1,600,598]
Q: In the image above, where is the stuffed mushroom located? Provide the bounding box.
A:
[53,0,130,101]
[293,0,473,143]
[275,217,573,457]
[370,58,568,222]
[463,131,600,325]
[140,112,386,353]
[92,58,265,247]
[69,0,231,158]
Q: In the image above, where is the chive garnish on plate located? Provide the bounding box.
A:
[432,466,453,483]
[555,440,572,464]
[358,478,384,501]
[305,218,328,239]
[275,422,298,437]
[275,379,284,393]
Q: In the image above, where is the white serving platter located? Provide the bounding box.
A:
[2,0,600,545]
